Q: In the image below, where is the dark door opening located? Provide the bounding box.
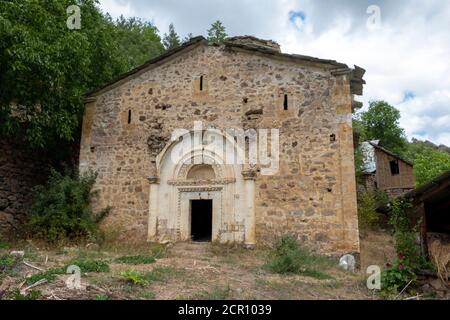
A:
[191,200,213,242]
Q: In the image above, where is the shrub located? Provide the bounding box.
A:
[24,267,65,285]
[120,269,149,286]
[68,259,110,273]
[265,235,334,279]
[381,199,432,295]
[357,191,388,230]
[28,169,110,244]
[7,289,42,300]
[0,254,18,273]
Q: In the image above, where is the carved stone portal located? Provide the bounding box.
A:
[147,130,256,245]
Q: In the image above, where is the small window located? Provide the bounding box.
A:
[389,160,400,175]
[283,94,288,110]
[330,134,336,142]
[200,76,204,91]
[128,110,132,124]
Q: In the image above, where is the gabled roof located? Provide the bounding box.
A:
[369,142,414,167]
[85,36,366,99]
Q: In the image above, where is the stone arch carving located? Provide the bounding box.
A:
[147,129,256,246]
[187,165,216,180]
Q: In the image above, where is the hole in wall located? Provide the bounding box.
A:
[128,110,132,124]
[243,97,248,104]
[90,146,95,153]
[330,134,336,142]
[283,94,288,110]
[200,76,204,91]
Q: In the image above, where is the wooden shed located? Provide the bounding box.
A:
[404,170,450,258]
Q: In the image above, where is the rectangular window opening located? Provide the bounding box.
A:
[200,76,204,91]
[128,110,132,124]
[283,94,288,110]
[389,160,400,175]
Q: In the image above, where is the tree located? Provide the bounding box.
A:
[163,23,181,50]
[114,15,164,70]
[414,150,450,186]
[183,33,194,43]
[0,0,163,149]
[207,20,227,44]
[356,101,408,156]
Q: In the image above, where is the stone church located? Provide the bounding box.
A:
[79,36,365,254]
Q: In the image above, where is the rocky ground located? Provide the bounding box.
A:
[0,231,446,300]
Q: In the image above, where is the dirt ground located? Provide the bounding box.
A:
[0,231,405,300]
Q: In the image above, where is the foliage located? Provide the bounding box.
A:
[0,254,17,272]
[28,169,110,244]
[414,149,450,186]
[381,199,430,294]
[163,23,181,50]
[24,267,65,285]
[265,235,334,279]
[7,289,42,300]
[195,285,232,300]
[207,20,228,44]
[120,269,149,286]
[68,259,110,273]
[0,0,163,149]
[116,255,156,265]
[0,240,12,249]
[145,266,183,283]
[355,101,408,156]
[95,294,109,300]
[357,191,388,230]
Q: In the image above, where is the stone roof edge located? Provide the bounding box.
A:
[84,36,208,99]
[85,36,366,100]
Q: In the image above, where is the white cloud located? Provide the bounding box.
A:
[98,0,450,146]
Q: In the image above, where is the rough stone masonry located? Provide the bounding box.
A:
[79,36,365,255]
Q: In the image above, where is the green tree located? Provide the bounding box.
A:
[356,101,408,156]
[113,15,164,70]
[162,23,180,50]
[207,20,227,44]
[0,0,163,149]
[183,32,194,43]
[414,150,450,186]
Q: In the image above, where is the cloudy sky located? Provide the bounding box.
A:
[99,0,450,146]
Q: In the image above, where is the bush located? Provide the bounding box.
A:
[68,259,110,273]
[381,199,432,295]
[120,269,149,286]
[28,169,110,244]
[357,191,388,230]
[265,235,334,279]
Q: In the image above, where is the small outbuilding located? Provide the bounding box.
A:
[403,170,450,258]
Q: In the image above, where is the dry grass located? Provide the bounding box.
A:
[429,240,450,285]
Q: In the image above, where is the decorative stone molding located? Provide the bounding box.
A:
[147,176,160,184]
[168,178,236,186]
[241,170,257,181]
[177,186,223,193]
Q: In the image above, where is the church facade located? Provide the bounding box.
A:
[79,36,365,254]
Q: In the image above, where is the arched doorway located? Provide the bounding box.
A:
[147,129,256,245]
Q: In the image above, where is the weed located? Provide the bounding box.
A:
[0,254,17,272]
[24,267,65,285]
[120,269,149,286]
[68,259,110,273]
[146,266,184,283]
[140,291,156,300]
[8,289,42,300]
[95,294,109,300]
[0,240,11,249]
[195,285,232,300]
[115,255,156,265]
[265,235,335,279]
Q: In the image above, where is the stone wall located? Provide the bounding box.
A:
[80,42,360,254]
[0,139,50,236]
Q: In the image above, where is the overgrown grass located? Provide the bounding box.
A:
[68,259,110,273]
[265,235,335,280]
[115,255,156,265]
[0,254,17,271]
[194,285,232,300]
[24,259,109,285]
[24,267,65,285]
[6,289,42,300]
[0,240,12,249]
[120,266,185,287]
